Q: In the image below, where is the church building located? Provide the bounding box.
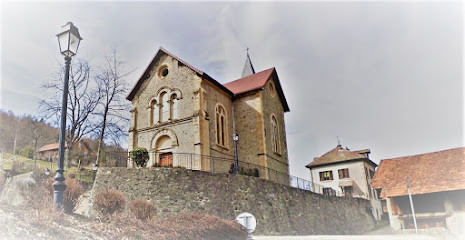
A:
[126,47,290,182]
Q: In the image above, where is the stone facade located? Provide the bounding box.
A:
[82,167,376,235]
[127,47,290,180]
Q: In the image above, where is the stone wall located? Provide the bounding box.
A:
[233,92,262,167]
[85,167,375,235]
[260,78,289,174]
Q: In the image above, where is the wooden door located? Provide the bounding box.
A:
[159,152,173,167]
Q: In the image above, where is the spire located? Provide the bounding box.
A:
[241,48,256,77]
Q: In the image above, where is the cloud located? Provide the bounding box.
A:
[1,1,462,180]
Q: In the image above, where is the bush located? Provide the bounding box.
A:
[94,189,126,216]
[42,177,55,196]
[128,199,157,220]
[64,178,84,212]
[18,146,34,159]
[159,213,247,240]
[41,177,84,212]
[129,147,149,167]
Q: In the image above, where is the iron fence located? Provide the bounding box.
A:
[104,150,344,197]
[144,151,344,197]
[103,151,128,167]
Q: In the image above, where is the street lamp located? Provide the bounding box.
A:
[233,132,239,174]
[92,163,98,181]
[53,22,82,209]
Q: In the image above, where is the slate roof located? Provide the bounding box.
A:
[372,147,465,199]
[241,52,256,77]
[306,145,377,168]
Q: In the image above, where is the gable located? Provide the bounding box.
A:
[127,47,233,101]
[224,68,290,112]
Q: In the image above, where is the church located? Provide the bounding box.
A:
[126,47,290,183]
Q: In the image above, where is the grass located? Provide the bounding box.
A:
[1,152,95,183]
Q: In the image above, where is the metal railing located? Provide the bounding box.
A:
[108,151,344,197]
[103,151,128,167]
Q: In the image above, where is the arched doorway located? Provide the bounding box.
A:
[155,135,173,167]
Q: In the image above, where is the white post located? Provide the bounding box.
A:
[405,176,418,234]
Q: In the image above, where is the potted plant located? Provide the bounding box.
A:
[129,147,149,167]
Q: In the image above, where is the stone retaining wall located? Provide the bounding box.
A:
[84,167,375,235]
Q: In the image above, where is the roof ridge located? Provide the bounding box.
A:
[159,46,204,75]
[380,146,465,162]
[224,67,275,86]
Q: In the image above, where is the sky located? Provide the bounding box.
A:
[1,1,463,180]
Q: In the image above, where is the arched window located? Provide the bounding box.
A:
[216,105,227,147]
[160,92,170,122]
[150,99,158,125]
[151,88,182,124]
[271,115,280,153]
[170,94,178,120]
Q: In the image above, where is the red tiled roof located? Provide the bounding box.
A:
[126,47,290,112]
[224,68,275,95]
[306,145,376,168]
[224,68,290,112]
[372,147,465,199]
[38,143,64,152]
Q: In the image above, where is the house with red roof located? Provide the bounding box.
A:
[37,141,90,162]
[372,147,465,235]
[306,144,383,220]
[126,47,290,183]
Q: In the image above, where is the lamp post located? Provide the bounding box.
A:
[92,163,98,182]
[54,22,82,209]
[233,132,239,174]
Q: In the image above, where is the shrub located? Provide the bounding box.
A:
[41,177,84,212]
[94,189,126,216]
[42,177,55,195]
[128,199,157,220]
[68,172,76,179]
[159,213,247,240]
[129,147,149,167]
[18,146,34,159]
[64,178,84,212]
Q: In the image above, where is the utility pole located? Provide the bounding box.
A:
[405,176,418,234]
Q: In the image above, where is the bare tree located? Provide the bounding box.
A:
[40,59,101,167]
[94,49,131,166]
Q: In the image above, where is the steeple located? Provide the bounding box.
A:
[241,48,256,77]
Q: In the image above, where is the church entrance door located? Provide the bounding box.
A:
[159,152,173,167]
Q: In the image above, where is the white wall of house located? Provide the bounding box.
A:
[309,161,368,198]
[309,160,382,220]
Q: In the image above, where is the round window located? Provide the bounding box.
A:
[159,65,169,78]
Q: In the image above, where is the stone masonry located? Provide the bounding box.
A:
[84,167,376,235]
[127,47,290,180]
